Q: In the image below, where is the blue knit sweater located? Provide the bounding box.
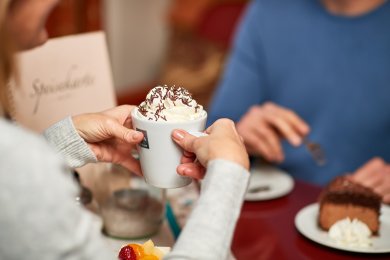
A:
[208,0,390,185]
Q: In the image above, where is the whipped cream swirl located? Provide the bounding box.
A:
[328,218,373,249]
[137,85,205,122]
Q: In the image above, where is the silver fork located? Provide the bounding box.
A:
[303,138,326,166]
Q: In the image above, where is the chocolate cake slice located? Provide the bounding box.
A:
[318,176,382,234]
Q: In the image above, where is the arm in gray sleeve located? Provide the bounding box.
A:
[165,159,250,260]
[0,124,114,260]
[43,116,97,168]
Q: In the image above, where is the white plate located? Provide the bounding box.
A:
[244,164,294,201]
[295,203,390,253]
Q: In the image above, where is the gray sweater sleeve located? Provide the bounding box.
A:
[1,118,249,260]
[43,116,97,168]
[165,159,250,260]
[0,119,115,260]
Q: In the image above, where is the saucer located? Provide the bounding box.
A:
[244,164,294,201]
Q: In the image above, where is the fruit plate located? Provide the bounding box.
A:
[295,203,390,253]
[156,247,170,255]
[117,239,171,260]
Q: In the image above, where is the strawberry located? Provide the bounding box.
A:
[118,245,137,260]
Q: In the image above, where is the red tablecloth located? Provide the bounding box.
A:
[231,180,390,260]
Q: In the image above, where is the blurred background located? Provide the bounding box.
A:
[46,0,249,109]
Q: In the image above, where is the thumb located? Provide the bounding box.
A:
[172,129,197,153]
[106,121,143,143]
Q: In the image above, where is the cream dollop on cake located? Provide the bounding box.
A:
[328,217,372,248]
[136,85,205,122]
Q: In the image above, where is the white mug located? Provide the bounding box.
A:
[131,109,207,189]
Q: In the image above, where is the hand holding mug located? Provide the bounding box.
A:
[72,105,144,175]
[172,118,250,180]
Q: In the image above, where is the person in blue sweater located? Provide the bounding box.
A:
[208,0,390,201]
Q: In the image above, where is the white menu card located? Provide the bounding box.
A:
[9,31,116,132]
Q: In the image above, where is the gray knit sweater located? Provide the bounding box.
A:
[0,117,249,260]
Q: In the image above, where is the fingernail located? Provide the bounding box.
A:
[178,167,186,176]
[301,125,310,135]
[183,168,192,176]
[172,130,185,140]
[132,132,142,141]
[292,137,301,146]
[178,166,191,176]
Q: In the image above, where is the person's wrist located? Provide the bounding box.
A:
[210,149,249,170]
[71,114,84,138]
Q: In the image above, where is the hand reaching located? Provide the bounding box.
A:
[350,157,390,204]
[236,102,310,162]
[72,105,144,175]
[171,118,249,180]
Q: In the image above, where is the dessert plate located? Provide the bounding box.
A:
[244,164,294,201]
[295,203,390,253]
